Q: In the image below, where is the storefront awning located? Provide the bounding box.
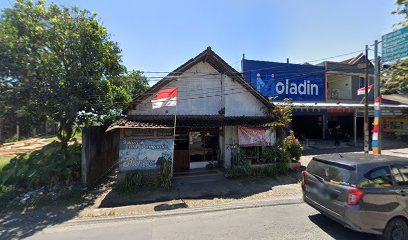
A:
[274,102,408,111]
[107,115,275,131]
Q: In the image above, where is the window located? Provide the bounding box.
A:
[307,160,355,185]
[357,167,394,188]
[359,77,365,88]
[391,165,408,186]
[189,129,219,162]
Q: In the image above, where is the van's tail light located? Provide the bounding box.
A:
[347,187,364,205]
[301,170,307,187]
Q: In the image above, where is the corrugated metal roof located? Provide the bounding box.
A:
[382,94,408,105]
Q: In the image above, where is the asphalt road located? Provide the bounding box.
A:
[27,202,379,240]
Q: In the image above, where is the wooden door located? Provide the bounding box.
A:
[174,150,189,172]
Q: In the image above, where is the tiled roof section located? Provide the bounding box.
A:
[325,61,374,75]
[107,115,276,131]
[324,53,374,74]
[106,118,173,132]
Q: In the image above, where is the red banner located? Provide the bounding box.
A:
[238,127,275,146]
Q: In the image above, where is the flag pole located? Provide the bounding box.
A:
[172,88,178,176]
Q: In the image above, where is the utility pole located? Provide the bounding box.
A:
[364,45,369,154]
[374,40,382,154]
[374,40,379,99]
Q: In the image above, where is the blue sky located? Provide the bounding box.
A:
[0,0,403,80]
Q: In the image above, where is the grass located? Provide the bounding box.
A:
[46,130,82,144]
[0,156,14,170]
[0,129,81,171]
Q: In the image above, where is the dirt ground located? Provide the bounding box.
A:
[0,138,51,157]
[77,175,302,219]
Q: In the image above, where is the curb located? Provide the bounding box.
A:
[64,197,304,226]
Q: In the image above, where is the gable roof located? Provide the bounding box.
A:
[322,53,375,75]
[128,47,273,111]
[340,53,365,65]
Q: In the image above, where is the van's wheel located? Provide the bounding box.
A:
[383,218,408,240]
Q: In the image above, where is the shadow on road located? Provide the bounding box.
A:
[0,188,101,240]
[154,202,188,211]
[308,213,380,240]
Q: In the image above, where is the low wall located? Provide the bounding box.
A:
[81,126,119,187]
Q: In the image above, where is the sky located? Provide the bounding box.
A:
[0,0,403,81]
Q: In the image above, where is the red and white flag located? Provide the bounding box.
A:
[151,88,178,109]
[357,85,373,95]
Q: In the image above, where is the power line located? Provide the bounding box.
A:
[141,48,366,77]
[0,61,375,105]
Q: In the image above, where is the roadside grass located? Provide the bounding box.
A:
[0,141,82,211]
[0,156,14,170]
[46,129,82,144]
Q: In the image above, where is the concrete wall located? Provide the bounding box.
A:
[128,61,265,117]
[81,126,119,187]
[327,75,352,100]
[224,76,265,116]
[223,126,239,168]
[327,74,374,102]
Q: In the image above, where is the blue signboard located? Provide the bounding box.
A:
[242,59,325,101]
[119,138,174,172]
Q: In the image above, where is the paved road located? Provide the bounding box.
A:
[27,202,379,240]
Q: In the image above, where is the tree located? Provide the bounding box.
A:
[0,0,148,147]
[264,98,294,144]
[118,70,149,99]
[381,0,408,94]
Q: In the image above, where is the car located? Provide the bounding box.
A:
[302,153,408,240]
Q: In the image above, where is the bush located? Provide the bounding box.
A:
[227,163,252,178]
[121,172,145,192]
[283,130,303,161]
[275,162,288,175]
[118,160,173,193]
[228,144,291,178]
[226,164,280,178]
[0,141,81,190]
[159,160,172,189]
[259,165,278,177]
[262,145,290,163]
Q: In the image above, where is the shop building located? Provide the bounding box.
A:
[108,48,276,173]
[242,58,327,140]
[242,54,408,143]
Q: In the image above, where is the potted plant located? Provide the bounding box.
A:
[283,130,303,169]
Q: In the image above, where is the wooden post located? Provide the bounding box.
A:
[16,123,20,140]
[0,118,3,141]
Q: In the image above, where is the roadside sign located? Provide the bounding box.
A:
[382,26,408,63]
[119,138,174,172]
[242,59,325,102]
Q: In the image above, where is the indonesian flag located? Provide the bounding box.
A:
[357,85,373,95]
[151,88,178,109]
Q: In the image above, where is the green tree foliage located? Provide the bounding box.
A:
[382,0,408,95]
[0,0,148,147]
[382,60,408,94]
[118,70,149,99]
[265,98,294,144]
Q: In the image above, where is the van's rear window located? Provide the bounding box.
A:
[307,159,355,185]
